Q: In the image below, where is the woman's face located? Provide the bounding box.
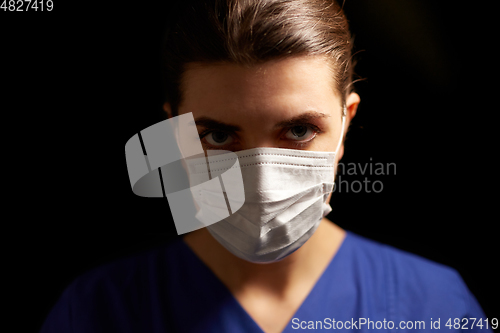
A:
[172,56,358,159]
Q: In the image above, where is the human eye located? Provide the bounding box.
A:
[199,130,234,147]
[284,124,322,147]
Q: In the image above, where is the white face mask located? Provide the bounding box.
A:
[190,107,347,263]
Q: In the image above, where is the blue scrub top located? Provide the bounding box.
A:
[39,231,492,332]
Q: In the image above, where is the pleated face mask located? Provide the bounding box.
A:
[187,107,346,263]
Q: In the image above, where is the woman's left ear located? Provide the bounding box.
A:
[346,92,360,122]
[337,92,360,161]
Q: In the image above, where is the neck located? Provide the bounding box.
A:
[183,217,345,298]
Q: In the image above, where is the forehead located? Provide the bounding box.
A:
[179,56,341,118]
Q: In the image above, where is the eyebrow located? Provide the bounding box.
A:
[194,111,330,132]
[272,111,331,129]
[194,117,242,132]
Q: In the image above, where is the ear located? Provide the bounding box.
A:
[163,102,173,119]
[337,92,360,161]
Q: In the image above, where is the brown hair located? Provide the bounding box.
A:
[162,0,355,117]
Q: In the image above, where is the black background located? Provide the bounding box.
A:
[2,1,498,332]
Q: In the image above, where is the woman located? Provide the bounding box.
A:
[40,0,492,332]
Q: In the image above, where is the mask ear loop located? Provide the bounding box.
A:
[323,105,347,208]
[334,105,347,156]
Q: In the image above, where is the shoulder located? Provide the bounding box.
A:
[72,237,185,292]
[344,231,479,320]
[40,238,188,333]
[346,231,461,284]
